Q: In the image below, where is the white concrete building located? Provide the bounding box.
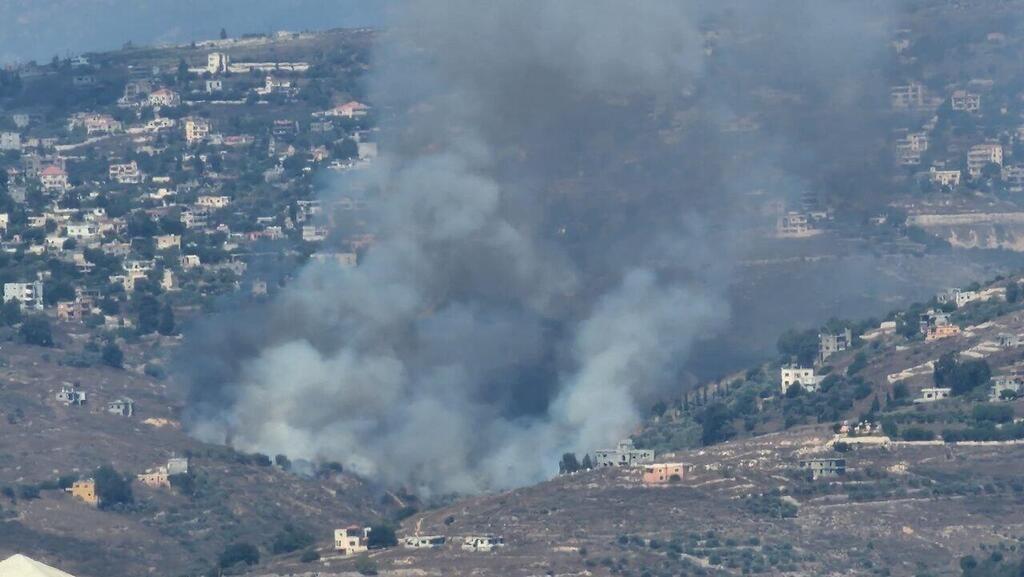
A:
[462,535,505,552]
[334,526,371,556]
[196,195,230,209]
[891,83,925,109]
[184,117,211,145]
[155,234,181,250]
[109,161,142,184]
[207,52,230,75]
[781,365,820,393]
[4,281,44,310]
[65,223,98,240]
[0,131,20,151]
[929,167,961,188]
[967,143,1003,178]
[914,387,951,403]
[951,90,981,112]
[147,88,181,108]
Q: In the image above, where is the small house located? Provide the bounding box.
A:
[56,384,86,406]
[462,535,504,552]
[107,398,134,417]
[166,457,189,476]
[781,365,820,393]
[334,526,371,556]
[798,458,846,480]
[914,387,951,403]
[592,439,654,468]
[137,468,170,488]
[991,375,1023,401]
[642,463,688,485]
[68,479,98,506]
[402,535,446,549]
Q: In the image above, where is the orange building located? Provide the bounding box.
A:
[926,324,961,341]
[69,479,98,506]
[642,463,688,485]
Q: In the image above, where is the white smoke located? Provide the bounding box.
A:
[185,0,890,494]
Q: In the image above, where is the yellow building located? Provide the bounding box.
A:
[69,479,98,506]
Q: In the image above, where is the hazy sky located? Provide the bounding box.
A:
[0,0,387,65]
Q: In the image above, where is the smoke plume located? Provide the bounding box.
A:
[184,0,896,494]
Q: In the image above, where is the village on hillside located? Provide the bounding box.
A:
[4,5,1024,577]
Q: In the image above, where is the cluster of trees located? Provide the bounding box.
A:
[933,352,991,395]
[558,452,594,474]
[776,328,820,366]
[270,524,314,555]
[19,315,53,347]
[782,374,873,427]
[942,422,1024,443]
[219,542,260,569]
[959,552,1023,577]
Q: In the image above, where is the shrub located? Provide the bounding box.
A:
[101,342,124,369]
[972,404,1014,424]
[354,554,378,575]
[219,542,260,568]
[16,485,39,500]
[846,352,868,376]
[901,427,935,441]
[144,362,166,379]
[271,524,314,555]
[299,549,320,563]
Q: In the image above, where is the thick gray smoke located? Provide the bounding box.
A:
[184,1,896,494]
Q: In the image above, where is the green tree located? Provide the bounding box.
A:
[973,404,1014,424]
[19,316,53,347]
[892,382,910,401]
[1,300,21,326]
[271,524,314,554]
[157,304,175,335]
[698,402,735,446]
[776,328,819,366]
[934,352,992,396]
[1006,282,1021,304]
[274,454,291,470]
[136,295,160,334]
[559,452,580,474]
[580,454,593,469]
[94,465,133,508]
[367,524,397,549]
[101,342,124,369]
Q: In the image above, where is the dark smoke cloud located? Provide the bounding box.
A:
[184,0,902,494]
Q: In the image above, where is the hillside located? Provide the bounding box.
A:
[251,427,1024,577]
[240,273,1024,577]
[0,337,397,577]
